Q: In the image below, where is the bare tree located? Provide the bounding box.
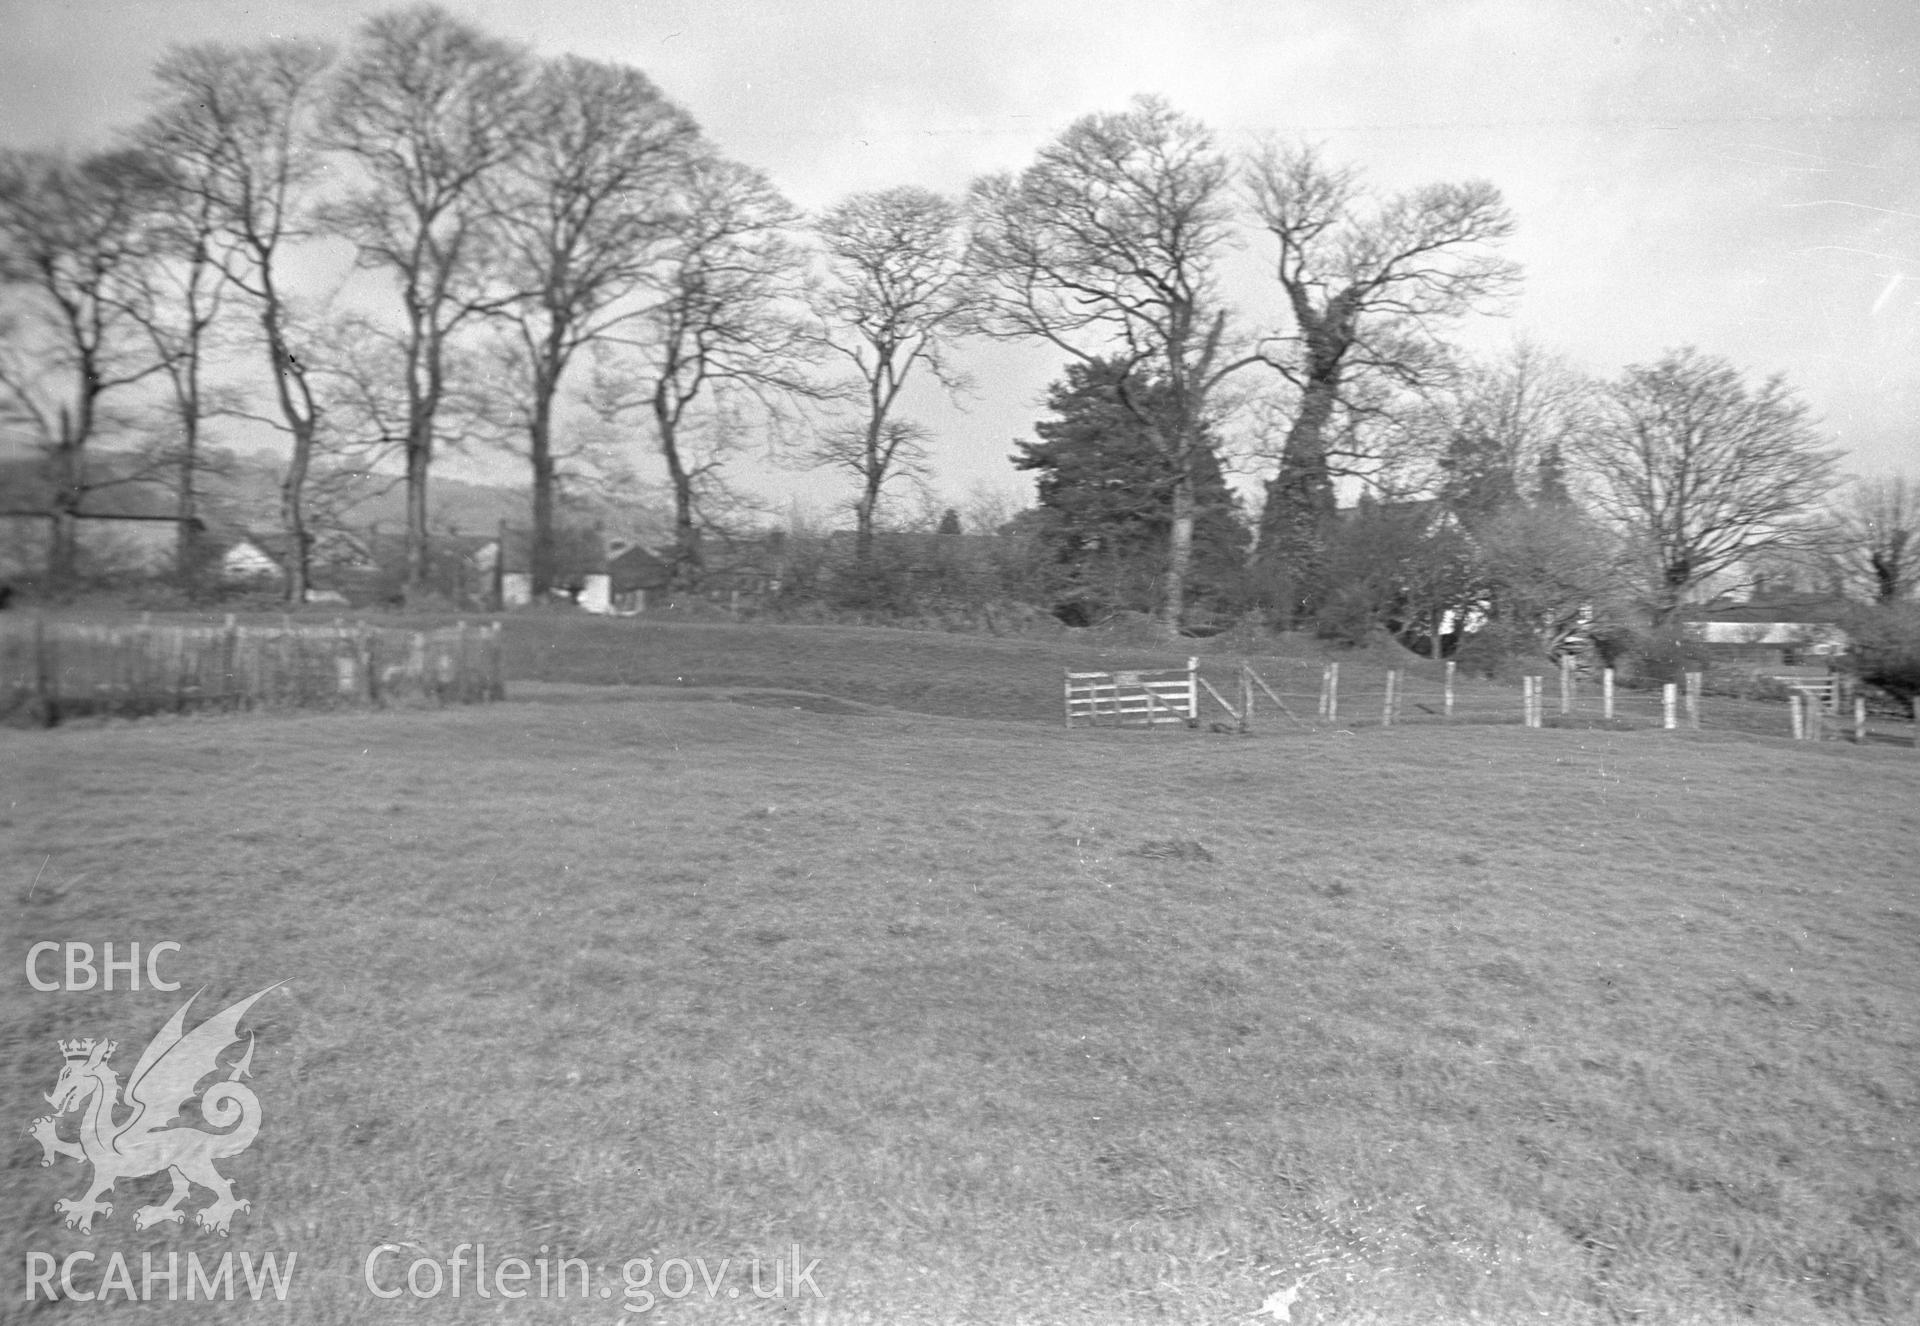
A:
[112,173,228,593]
[968,96,1253,634]
[595,153,816,585]
[320,4,528,599]
[1571,347,1842,621]
[1420,341,1593,526]
[808,186,974,562]
[0,149,172,588]
[142,39,334,599]
[1245,143,1519,621]
[485,54,700,597]
[807,417,934,544]
[1830,473,1918,604]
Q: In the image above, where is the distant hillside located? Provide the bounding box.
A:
[2,444,674,545]
[212,450,534,535]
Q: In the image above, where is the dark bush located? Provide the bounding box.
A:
[1617,623,1711,686]
[1845,603,1920,717]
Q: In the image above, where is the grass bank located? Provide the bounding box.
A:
[4,687,1916,1322]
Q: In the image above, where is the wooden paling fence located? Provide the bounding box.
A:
[1066,653,1918,748]
[1,614,505,725]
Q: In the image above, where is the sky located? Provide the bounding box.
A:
[2,0,1916,525]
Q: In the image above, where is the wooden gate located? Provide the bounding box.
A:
[1064,657,1198,727]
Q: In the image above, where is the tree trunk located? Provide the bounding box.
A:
[1651,555,1693,626]
[48,511,78,590]
[279,456,310,606]
[175,446,199,596]
[47,404,83,591]
[402,305,439,601]
[854,431,882,567]
[1870,548,1900,603]
[1160,461,1194,637]
[1255,377,1341,626]
[653,399,700,590]
[174,365,202,596]
[262,302,317,607]
[405,426,431,598]
[853,499,876,565]
[528,379,557,598]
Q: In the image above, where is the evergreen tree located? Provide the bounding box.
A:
[1013,359,1247,621]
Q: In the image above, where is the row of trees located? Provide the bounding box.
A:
[1,6,1536,624]
[0,5,967,604]
[0,4,1899,651]
[1018,337,1908,660]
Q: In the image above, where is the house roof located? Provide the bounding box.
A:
[1679,594,1855,625]
[821,529,997,553]
[607,543,674,593]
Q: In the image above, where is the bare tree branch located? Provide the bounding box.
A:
[1245,141,1519,622]
[143,36,335,599]
[807,185,975,561]
[1829,473,1919,604]
[1570,347,1843,619]
[318,3,530,599]
[480,53,700,596]
[0,147,175,587]
[592,152,822,586]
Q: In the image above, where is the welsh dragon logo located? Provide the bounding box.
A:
[27,985,282,1236]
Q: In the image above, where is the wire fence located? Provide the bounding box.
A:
[1065,655,1920,750]
[1,613,506,726]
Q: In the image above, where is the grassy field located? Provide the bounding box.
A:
[3,617,1917,1323]
[21,606,1909,743]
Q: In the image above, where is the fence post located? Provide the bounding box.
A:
[1854,695,1867,745]
[362,623,380,706]
[1240,664,1253,734]
[1789,694,1803,740]
[1317,664,1329,721]
[1662,683,1677,730]
[490,621,505,702]
[33,612,52,725]
[1328,662,1339,723]
[1444,660,1455,720]
[1382,670,1396,727]
[169,624,187,713]
[1685,671,1701,729]
[220,615,236,710]
[1521,676,1532,727]
[1602,668,1615,722]
[1560,655,1573,715]
[409,631,427,701]
[1186,656,1198,727]
[133,614,150,709]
